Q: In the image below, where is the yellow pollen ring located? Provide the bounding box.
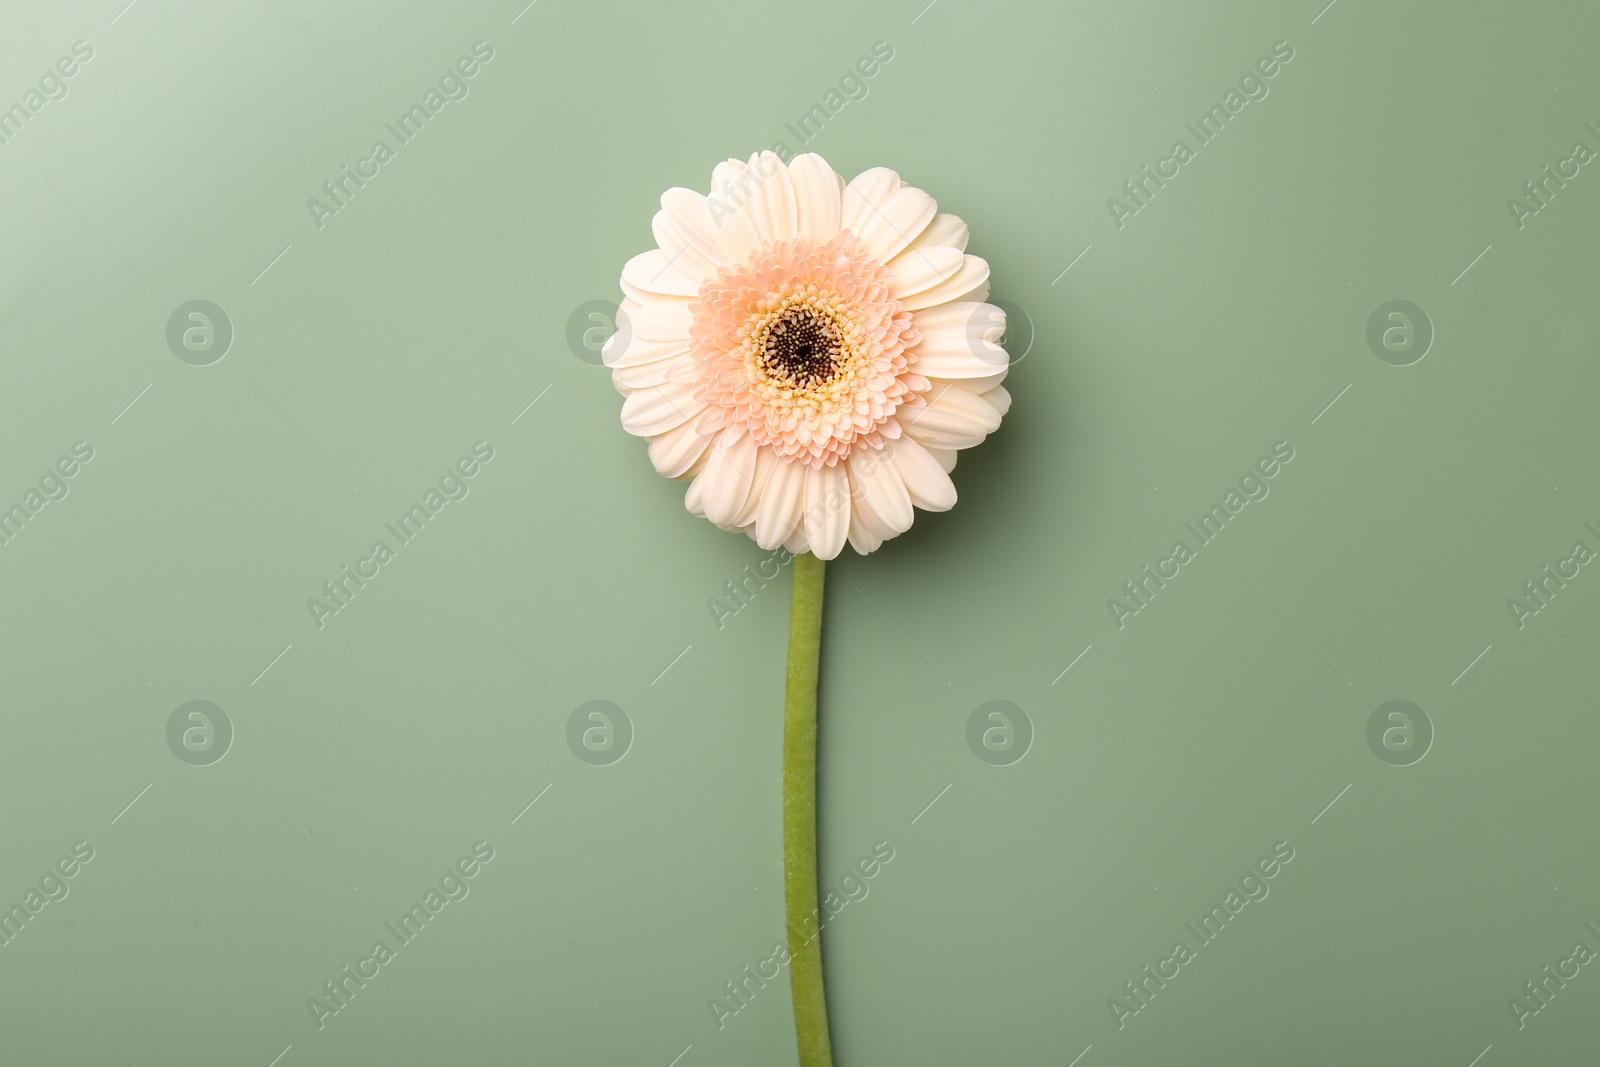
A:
[745,292,864,406]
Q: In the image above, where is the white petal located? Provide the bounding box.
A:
[604,323,690,370]
[600,315,634,367]
[848,447,914,534]
[898,254,990,311]
[683,445,713,480]
[912,300,1004,342]
[980,384,1012,418]
[930,382,1005,429]
[947,278,990,304]
[784,524,811,555]
[753,456,806,549]
[899,384,1002,450]
[839,167,901,237]
[886,437,957,512]
[788,153,842,245]
[749,150,798,233]
[844,471,895,551]
[618,277,651,307]
[847,184,937,264]
[926,371,1008,395]
[652,208,722,283]
[908,315,1009,380]
[621,248,703,298]
[735,445,779,528]
[846,506,885,555]
[659,188,729,266]
[606,338,689,370]
[696,428,759,528]
[612,350,698,390]
[685,476,706,517]
[647,421,712,478]
[619,381,705,437]
[802,463,850,560]
[885,245,965,301]
[903,213,969,254]
[627,298,694,341]
[708,153,796,263]
[925,445,958,473]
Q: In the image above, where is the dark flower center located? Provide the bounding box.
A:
[761,305,842,387]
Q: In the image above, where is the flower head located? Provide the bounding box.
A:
[606,151,1010,559]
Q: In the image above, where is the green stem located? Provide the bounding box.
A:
[783,551,832,1067]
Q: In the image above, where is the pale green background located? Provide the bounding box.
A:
[2,0,1598,1064]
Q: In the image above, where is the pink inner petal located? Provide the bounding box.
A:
[688,234,920,469]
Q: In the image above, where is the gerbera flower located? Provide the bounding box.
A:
[605,151,1011,560]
